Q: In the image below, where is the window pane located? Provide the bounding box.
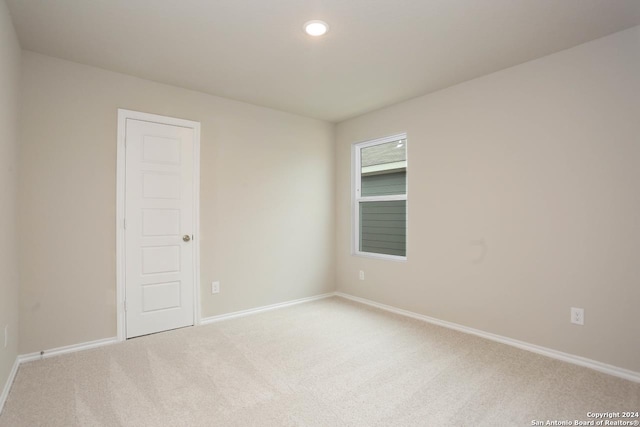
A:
[361,139,406,196]
[359,200,406,257]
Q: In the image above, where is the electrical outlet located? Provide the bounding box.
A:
[571,307,584,325]
[4,325,8,348]
[359,270,365,281]
[211,281,220,294]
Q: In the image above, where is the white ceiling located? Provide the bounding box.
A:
[6,0,640,122]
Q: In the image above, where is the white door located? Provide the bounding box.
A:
[124,118,195,338]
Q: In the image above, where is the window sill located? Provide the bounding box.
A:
[352,251,407,262]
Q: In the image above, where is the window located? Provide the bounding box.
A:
[353,134,407,260]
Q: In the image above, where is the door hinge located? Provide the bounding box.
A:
[123,219,127,229]
[124,300,127,312]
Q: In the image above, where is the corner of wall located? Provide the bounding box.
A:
[0,0,22,414]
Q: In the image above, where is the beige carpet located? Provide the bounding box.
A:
[1,297,638,426]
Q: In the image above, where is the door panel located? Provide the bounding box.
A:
[142,172,181,199]
[125,119,195,338]
[142,209,180,236]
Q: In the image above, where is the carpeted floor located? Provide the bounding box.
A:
[1,297,638,426]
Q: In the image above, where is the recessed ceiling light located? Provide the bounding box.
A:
[304,20,329,37]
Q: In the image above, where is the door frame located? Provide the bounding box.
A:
[116,109,201,341]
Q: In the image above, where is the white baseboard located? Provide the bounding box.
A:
[200,292,336,325]
[0,336,118,415]
[2,292,335,415]
[335,292,640,383]
[0,356,20,415]
[18,337,118,364]
[4,289,634,416]
[1,292,337,414]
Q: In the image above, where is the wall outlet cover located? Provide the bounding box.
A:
[571,307,584,325]
[212,281,220,294]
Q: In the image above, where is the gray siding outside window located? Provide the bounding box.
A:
[359,200,406,257]
[361,171,406,197]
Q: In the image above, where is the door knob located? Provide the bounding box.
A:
[183,235,191,242]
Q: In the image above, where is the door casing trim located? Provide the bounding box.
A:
[116,109,201,341]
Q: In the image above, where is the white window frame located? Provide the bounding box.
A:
[352,133,408,261]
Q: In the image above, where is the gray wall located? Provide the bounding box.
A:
[0,0,21,400]
[18,52,336,354]
[336,27,640,372]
